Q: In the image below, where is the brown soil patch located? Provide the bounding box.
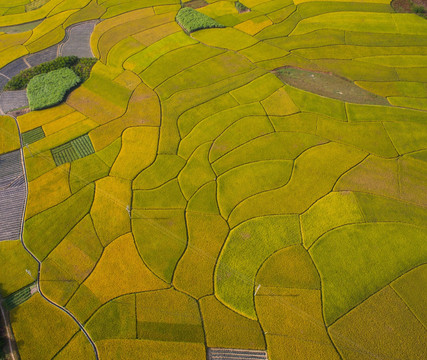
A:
[7,107,30,117]
[274,67,390,106]
[392,0,427,17]
[236,1,251,14]
[183,0,208,9]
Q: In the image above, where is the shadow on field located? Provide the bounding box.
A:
[0,283,23,360]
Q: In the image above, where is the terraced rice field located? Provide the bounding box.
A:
[0,0,426,359]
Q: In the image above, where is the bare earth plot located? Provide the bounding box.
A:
[0,150,26,241]
[0,1,426,360]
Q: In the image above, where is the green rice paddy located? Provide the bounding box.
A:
[0,0,426,359]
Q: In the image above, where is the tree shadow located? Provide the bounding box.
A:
[0,282,24,360]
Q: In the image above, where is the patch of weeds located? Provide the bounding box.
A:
[176,7,224,33]
[27,68,81,111]
[183,0,208,9]
[0,20,43,34]
[4,56,96,91]
[25,0,49,12]
[71,58,97,82]
[235,1,250,13]
[392,0,427,17]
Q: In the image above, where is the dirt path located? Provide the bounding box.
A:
[0,18,101,358]
[2,113,100,360]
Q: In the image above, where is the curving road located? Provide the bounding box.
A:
[0,19,100,360]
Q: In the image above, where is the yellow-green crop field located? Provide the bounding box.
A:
[0,0,426,359]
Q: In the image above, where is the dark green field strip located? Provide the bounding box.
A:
[72,134,95,158]
[51,134,95,166]
[52,143,79,166]
[137,322,205,343]
[0,19,43,34]
[4,282,36,310]
[208,348,268,360]
[21,126,45,146]
[296,1,394,19]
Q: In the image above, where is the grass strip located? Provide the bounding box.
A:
[4,282,36,310]
[21,126,45,145]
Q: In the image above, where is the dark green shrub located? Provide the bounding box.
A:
[27,68,81,111]
[4,56,96,91]
[4,56,78,90]
[176,7,224,33]
[412,4,426,14]
[71,57,97,81]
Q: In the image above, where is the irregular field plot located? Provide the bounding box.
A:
[81,233,168,305]
[132,209,187,283]
[215,215,301,318]
[173,213,229,299]
[23,184,94,260]
[329,286,427,360]
[26,163,71,219]
[96,339,206,360]
[310,222,427,325]
[0,240,38,297]
[85,294,136,341]
[90,176,131,246]
[1,2,427,360]
[200,295,266,350]
[275,66,390,105]
[40,215,102,305]
[0,116,20,154]
[11,293,79,360]
[53,331,96,360]
[136,288,204,343]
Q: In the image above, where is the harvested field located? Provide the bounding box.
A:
[275,66,390,105]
